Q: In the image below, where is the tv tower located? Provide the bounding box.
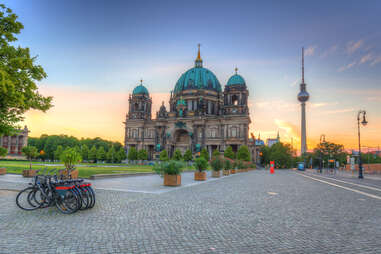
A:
[297,48,310,154]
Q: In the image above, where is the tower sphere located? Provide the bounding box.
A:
[297,90,309,102]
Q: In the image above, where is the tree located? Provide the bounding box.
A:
[212,149,220,158]
[128,147,137,161]
[313,141,347,168]
[96,146,106,162]
[200,148,209,161]
[172,149,182,161]
[0,4,52,135]
[22,145,38,161]
[0,147,7,157]
[224,146,235,159]
[237,145,250,161]
[160,149,169,161]
[183,149,193,162]
[137,149,148,161]
[54,145,64,161]
[88,145,97,162]
[268,143,293,168]
[106,146,116,163]
[81,144,89,162]
[60,147,82,172]
[115,147,127,163]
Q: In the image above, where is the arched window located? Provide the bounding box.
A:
[134,103,139,111]
[232,95,239,106]
[231,127,237,137]
[133,129,138,138]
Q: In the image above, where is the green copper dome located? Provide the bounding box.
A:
[132,83,149,95]
[174,67,222,93]
[227,74,246,86]
[177,97,186,106]
[174,45,222,94]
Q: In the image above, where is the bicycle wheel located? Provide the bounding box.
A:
[55,189,80,214]
[86,186,96,208]
[16,187,40,211]
[32,188,52,208]
[78,187,90,210]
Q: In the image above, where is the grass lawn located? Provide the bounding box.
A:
[0,160,154,178]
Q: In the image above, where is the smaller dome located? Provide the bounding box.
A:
[132,81,149,95]
[227,72,246,87]
[297,91,310,102]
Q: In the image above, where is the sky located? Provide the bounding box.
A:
[5,0,381,152]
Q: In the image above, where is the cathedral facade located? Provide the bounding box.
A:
[124,46,256,160]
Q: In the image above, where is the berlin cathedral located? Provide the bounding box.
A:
[124,46,259,161]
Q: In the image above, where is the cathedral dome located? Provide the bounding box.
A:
[174,45,222,94]
[132,80,149,95]
[174,67,222,93]
[227,68,246,86]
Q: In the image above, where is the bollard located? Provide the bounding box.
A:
[270,161,275,174]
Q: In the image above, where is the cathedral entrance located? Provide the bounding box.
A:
[173,129,191,155]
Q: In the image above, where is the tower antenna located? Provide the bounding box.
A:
[302,47,304,83]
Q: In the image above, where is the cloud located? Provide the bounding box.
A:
[324,108,355,114]
[338,61,357,72]
[304,46,317,56]
[359,53,373,64]
[347,40,363,54]
[290,78,299,87]
[321,45,337,58]
[310,102,339,108]
[370,56,381,66]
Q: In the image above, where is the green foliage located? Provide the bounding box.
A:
[21,145,38,160]
[0,5,53,135]
[60,147,82,171]
[224,146,235,159]
[153,160,184,176]
[137,149,148,161]
[54,145,63,161]
[237,145,250,161]
[194,157,208,172]
[127,147,137,161]
[260,142,294,168]
[200,148,209,161]
[27,135,123,161]
[236,160,244,169]
[312,141,347,167]
[88,145,97,162]
[212,149,220,158]
[172,149,182,161]
[183,149,193,162]
[81,144,89,161]
[224,159,232,170]
[116,147,127,162]
[106,146,116,163]
[0,147,7,157]
[96,146,106,161]
[210,157,223,171]
[160,149,169,161]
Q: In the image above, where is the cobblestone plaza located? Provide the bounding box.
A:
[1,170,381,253]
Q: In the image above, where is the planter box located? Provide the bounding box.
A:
[194,171,207,181]
[61,169,79,179]
[212,170,221,178]
[22,169,37,177]
[223,170,230,176]
[231,169,236,174]
[164,174,181,186]
[0,168,6,175]
[244,169,249,172]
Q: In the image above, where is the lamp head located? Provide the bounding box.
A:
[361,113,368,126]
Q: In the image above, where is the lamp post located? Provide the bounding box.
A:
[357,110,368,179]
[319,134,326,173]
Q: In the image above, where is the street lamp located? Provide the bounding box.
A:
[357,110,368,179]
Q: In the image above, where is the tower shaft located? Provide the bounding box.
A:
[301,102,307,154]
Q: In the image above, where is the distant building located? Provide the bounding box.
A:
[266,131,280,147]
[0,126,29,156]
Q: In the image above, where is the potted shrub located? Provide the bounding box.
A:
[154,160,184,186]
[60,148,82,179]
[211,157,223,178]
[21,145,38,177]
[0,147,7,175]
[237,160,244,173]
[223,159,232,176]
[194,157,208,181]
